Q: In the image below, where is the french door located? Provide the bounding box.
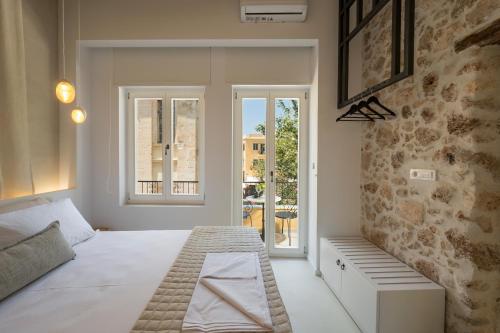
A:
[233,87,308,257]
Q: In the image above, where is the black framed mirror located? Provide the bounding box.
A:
[337,0,415,108]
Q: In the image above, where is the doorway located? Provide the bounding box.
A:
[233,87,308,257]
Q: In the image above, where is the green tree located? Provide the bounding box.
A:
[251,159,265,181]
[255,123,266,135]
[251,124,266,184]
[275,100,298,183]
[252,100,298,203]
[275,100,298,205]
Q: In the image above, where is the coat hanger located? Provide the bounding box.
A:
[358,101,385,120]
[336,91,396,122]
[336,103,375,122]
[366,96,396,117]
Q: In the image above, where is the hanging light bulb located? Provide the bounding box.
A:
[71,106,87,124]
[56,0,76,104]
[69,0,87,125]
[55,80,76,103]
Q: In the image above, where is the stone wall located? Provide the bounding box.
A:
[359,1,500,332]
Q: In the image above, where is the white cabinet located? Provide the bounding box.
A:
[320,239,342,294]
[320,236,445,333]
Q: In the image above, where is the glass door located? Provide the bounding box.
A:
[233,88,308,256]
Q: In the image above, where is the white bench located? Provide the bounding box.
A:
[320,236,445,333]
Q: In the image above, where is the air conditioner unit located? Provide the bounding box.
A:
[240,0,308,23]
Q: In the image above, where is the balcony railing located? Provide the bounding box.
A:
[136,180,294,199]
[137,180,199,195]
[243,180,297,205]
[138,180,162,194]
[173,181,199,195]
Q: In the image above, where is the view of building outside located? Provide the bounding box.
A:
[134,98,199,195]
[171,99,200,195]
[241,98,300,248]
[242,134,265,181]
[135,99,163,194]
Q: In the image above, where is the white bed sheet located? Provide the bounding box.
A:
[0,230,191,333]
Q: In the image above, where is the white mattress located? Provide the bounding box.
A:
[0,230,191,333]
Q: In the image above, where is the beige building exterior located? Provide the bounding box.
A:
[135,99,199,194]
[242,134,265,181]
[171,100,200,194]
[135,99,163,194]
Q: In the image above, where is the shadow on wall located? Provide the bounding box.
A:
[0,0,62,200]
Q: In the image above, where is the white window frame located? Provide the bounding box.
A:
[232,86,309,257]
[126,87,205,204]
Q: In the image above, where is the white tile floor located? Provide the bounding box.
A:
[271,258,361,333]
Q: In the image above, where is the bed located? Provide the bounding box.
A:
[0,229,191,333]
[0,198,292,333]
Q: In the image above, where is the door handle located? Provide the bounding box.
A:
[336,259,341,266]
[340,264,346,270]
[270,171,274,183]
[165,144,170,156]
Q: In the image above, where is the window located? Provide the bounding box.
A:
[127,87,205,203]
[260,144,265,154]
[253,143,259,151]
[156,101,163,144]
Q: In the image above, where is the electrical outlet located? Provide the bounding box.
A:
[409,169,436,181]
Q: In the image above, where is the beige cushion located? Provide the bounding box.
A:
[0,221,75,301]
[0,226,25,249]
[0,197,50,214]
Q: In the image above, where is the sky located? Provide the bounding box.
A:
[242,99,266,135]
[242,98,290,135]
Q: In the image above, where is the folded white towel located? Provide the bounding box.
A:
[182,252,273,333]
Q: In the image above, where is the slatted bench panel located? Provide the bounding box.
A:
[320,236,445,333]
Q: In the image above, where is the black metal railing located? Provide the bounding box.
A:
[243,180,298,205]
[138,180,163,194]
[173,181,199,195]
[137,180,199,195]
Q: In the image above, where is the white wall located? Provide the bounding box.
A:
[85,47,313,230]
[0,0,362,271]
[73,0,362,270]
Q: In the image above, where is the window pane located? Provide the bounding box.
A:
[241,98,267,242]
[134,98,163,195]
[274,98,299,249]
[171,99,200,195]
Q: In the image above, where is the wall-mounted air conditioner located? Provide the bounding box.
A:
[240,0,308,23]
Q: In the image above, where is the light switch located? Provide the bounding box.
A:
[409,169,436,181]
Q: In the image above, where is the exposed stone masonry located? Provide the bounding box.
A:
[358,1,500,332]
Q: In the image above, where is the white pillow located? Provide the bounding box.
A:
[0,198,95,248]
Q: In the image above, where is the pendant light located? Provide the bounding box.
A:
[71,0,87,124]
[56,0,76,104]
[71,106,87,124]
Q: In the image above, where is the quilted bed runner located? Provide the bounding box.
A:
[131,226,292,333]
